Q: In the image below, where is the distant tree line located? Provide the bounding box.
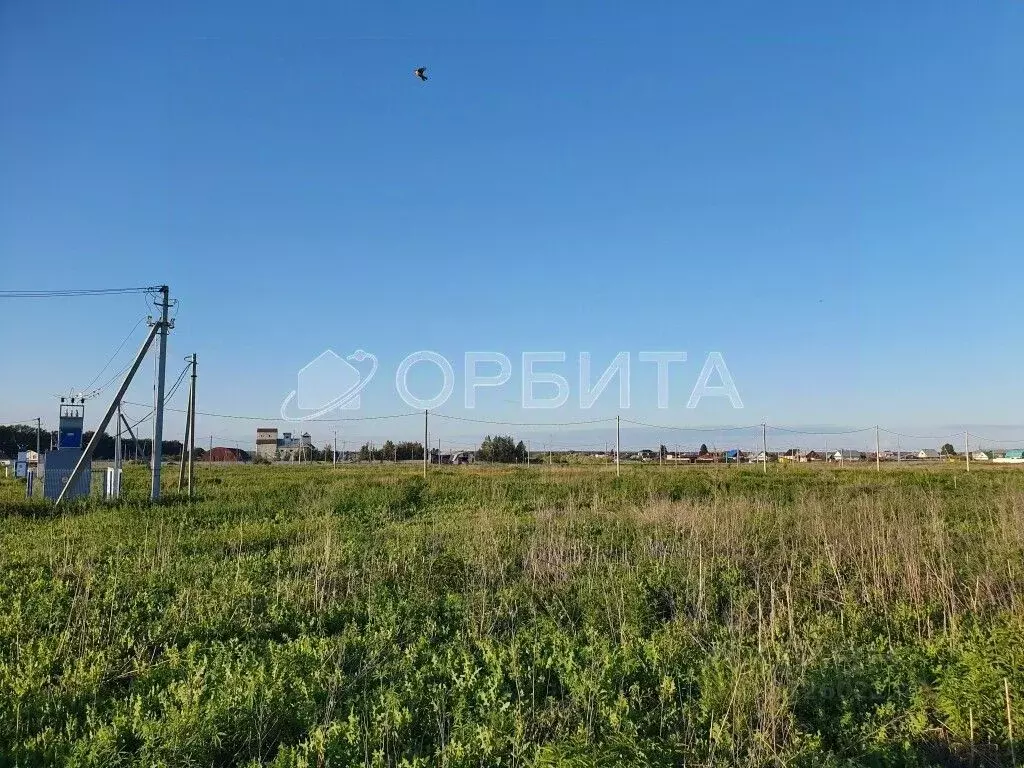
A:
[0,425,40,459]
[476,435,527,463]
[0,425,209,462]
[348,435,528,464]
[357,441,425,462]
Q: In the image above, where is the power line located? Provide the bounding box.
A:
[29,392,1024,446]
[76,316,148,396]
[433,413,613,427]
[619,417,763,432]
[163,365,190,404]
[0,286,160,298]
[769,425,874,435]
[121,364,191,432]
[962,434,1024,447]
[120,402,421,422]
[127,410,154,432]
[878,428,961,441]
[85,360,138,400]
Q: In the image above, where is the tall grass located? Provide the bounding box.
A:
[0,464,1021,766]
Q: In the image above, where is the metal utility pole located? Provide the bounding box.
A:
[875,426,880,472]
[150,285,171,500]
[333,429,338,467]
[615,415,620,477]
[35,417,40,456]
[762,423,767,474]
[965,431,970,473]
[57,321,161,506]
[423,410,428,478]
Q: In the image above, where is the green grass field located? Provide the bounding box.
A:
[1,464,1022,766]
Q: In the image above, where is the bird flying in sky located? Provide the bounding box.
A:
[414,67,428,81]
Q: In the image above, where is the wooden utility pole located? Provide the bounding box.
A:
[762,423,767,474]
[177,354,195,492]
[187,355,196,495]
[615,415,620,477]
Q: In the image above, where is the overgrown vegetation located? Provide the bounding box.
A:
[0,464,1021,766]
[476,435,527,463]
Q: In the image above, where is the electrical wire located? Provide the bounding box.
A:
[0,286,160,298]
[126,410,154,432]
[163,365,190,403]
[119,402,421,422]
[22,387,1023,448]
[121,364,191,431]
[70,318,150,399]
[963,434,1024,447]
[84,359,137,400]
[769,425,874,435]
[619,417,763,432]
[878,427,961,441]
[98,398,1024,445]
[433,413,614,427]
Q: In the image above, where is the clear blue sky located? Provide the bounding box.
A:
[2,1,1022,448]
